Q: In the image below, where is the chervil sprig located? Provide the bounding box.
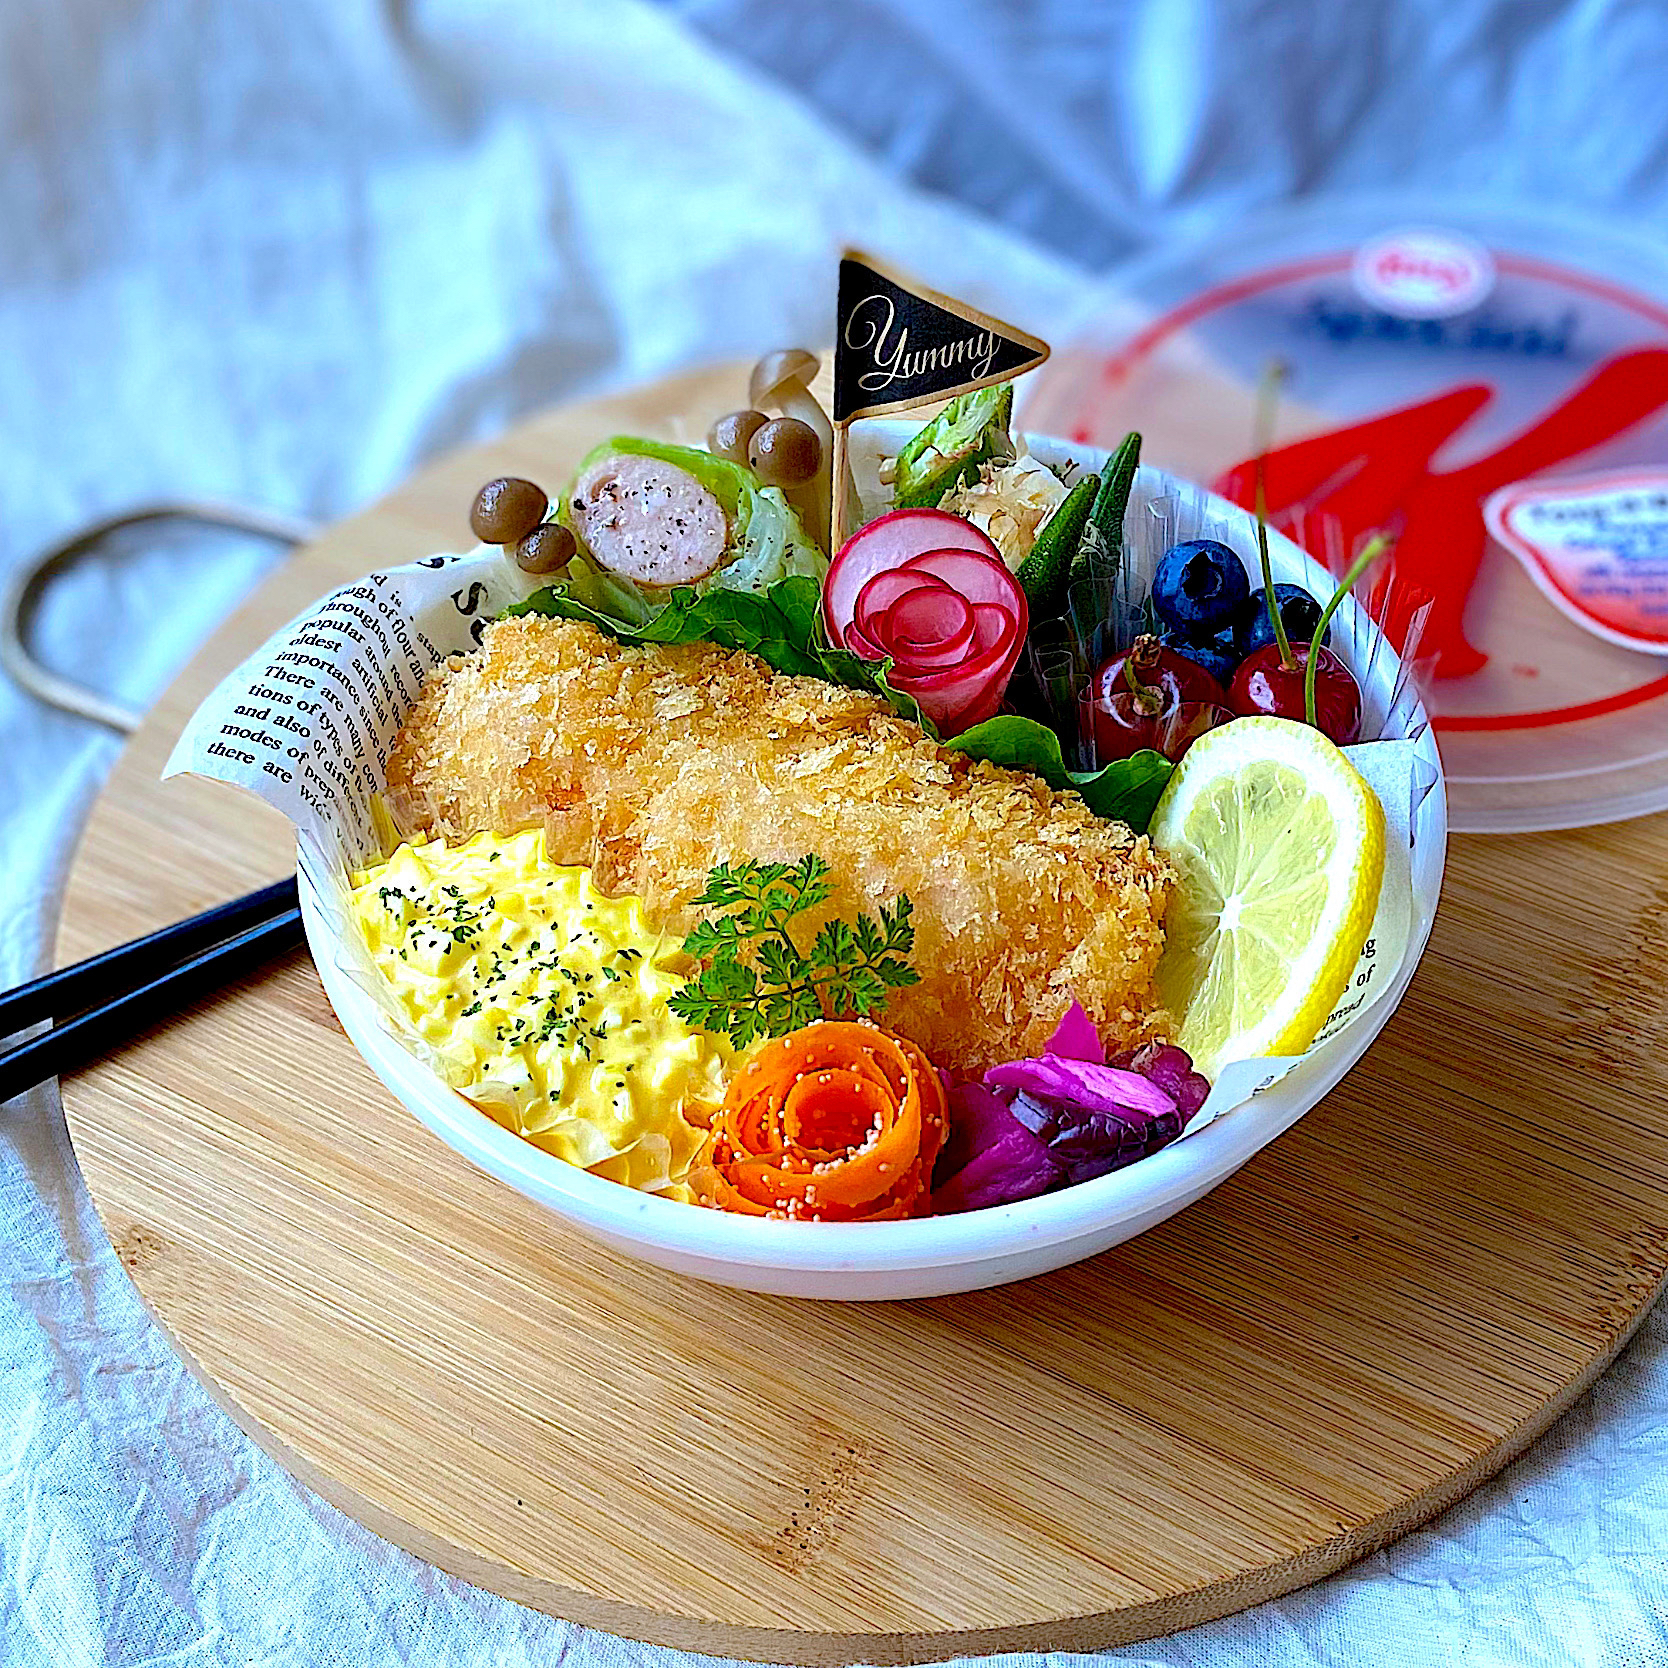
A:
[668,856,918,1048]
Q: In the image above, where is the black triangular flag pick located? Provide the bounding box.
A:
[833,250,1051,425]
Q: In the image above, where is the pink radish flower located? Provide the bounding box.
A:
[824,509,1029,736]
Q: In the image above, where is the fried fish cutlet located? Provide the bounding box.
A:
[385,616,1174,1074]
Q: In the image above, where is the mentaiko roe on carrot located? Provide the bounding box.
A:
[694,1021,948,1220]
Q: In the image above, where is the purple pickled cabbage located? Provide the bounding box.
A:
[1109,1041,1211,1122]
[984,1053,1178,1119]
[931,1001,1215,1214]
[1044,999,1105,1064]
[1004,1039,1211,1185]
[1010,1089,1186,1185]
[931,1083,1064,1214]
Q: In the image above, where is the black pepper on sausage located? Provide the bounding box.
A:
[569,454,728,586]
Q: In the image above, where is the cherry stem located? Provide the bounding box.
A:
[1304,532,1390,729]
[1251,360,1293,670]
[1122,635,1165,715]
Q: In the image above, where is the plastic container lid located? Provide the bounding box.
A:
[1024,196,1668,832]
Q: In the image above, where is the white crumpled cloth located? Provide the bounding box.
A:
[5,3,1668,1664]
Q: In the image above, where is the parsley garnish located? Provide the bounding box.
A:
[667,856,919,1048]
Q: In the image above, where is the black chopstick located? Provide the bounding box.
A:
[0,875,299,1038]
[0,902,305,1104]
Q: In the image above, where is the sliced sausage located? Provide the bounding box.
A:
[570,454,728,587]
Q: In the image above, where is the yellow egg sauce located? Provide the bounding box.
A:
[348,830,731,1197]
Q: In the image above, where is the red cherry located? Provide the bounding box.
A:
[1085,636,1231,762]
[1093,635,1229,713]
[1229,642,1362,744]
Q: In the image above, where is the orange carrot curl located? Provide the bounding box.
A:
[694,1021,948,1221]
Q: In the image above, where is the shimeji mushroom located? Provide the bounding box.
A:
[471,477,549,547]
[747,417,821,492]
[514,522,577,574]
[706,407,768,466]
[748,349,833,552]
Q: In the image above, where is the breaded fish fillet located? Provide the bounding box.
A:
[386,616,1173,1074]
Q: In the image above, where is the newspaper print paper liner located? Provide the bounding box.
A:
[167,440,1441,1198]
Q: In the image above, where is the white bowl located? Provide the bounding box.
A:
[301,442,1447,1300]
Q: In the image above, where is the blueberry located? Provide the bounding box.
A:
[1236,584,1330,657]
[1151,540,1250,635]
[1160,627,1239,687]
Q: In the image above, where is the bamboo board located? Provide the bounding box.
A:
[55,363,1668,1663]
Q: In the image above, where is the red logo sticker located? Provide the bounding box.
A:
[1486,470,1668,652]
[1353,230,1495,319]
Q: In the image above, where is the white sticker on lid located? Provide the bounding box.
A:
[1352,229,1495,318]
[1485,469,1668,654]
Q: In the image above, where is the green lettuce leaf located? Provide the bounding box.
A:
[507,574,929,726]
[947,715,1173,828]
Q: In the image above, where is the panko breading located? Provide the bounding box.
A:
[386,616,1174,1074]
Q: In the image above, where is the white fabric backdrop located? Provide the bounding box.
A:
[4,3,1668,1664]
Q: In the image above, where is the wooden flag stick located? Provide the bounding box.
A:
[831,419,854,552]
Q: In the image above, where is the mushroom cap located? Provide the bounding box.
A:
[514,521,577,574]
[749,348,821,410]
[471,476,548,546]
[748,416,821,488]
[707,408,768,466]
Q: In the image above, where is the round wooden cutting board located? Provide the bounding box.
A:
[56,364,1668,1663]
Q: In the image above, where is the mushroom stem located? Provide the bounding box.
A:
[749,350,834,553]
[777,387,832,551]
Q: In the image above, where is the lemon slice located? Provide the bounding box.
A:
[1149,716,1386,1079]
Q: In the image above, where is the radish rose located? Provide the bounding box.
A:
[824,509,1029,736]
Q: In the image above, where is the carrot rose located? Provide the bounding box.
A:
[694,1021,948,1220]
